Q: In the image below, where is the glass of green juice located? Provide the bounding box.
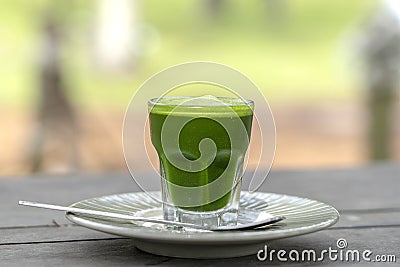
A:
[148,95,253,227]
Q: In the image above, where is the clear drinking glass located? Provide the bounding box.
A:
[148,95,253,227]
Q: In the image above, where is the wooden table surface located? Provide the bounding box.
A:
[1,163,399,266]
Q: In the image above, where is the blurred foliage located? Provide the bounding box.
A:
[0,0,377,109]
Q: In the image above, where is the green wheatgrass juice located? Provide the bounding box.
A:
[149,96,253,212]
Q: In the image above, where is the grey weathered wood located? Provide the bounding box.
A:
[255,163,400,210]
[1,164,399,227]
[0,172,142,227]
[0,227,398,266]
[0,225,114,245]
[0,164,399,265]
[1,211,399,245]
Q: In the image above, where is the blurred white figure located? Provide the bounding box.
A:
[94,0,140,72]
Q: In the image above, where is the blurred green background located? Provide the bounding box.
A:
[1,0,375,108]
[3,0,400,176]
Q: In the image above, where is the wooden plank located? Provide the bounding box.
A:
[332,210,400,228]
[0,225,114,245]
[0,172,143,228]
[0,227,398,266]
[1,164,398,265]
[1,211,400,245]
[255,163,400,210]
[1,164,399,228]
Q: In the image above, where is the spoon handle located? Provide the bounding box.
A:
[18,200,208,230]
[18,200,284,231]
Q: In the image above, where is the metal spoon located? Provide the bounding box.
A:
[18,200,284,231]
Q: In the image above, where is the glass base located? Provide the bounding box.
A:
[163,204,239,228]
[162,179,241,228]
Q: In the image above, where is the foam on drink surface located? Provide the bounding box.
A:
[149,96,253,116]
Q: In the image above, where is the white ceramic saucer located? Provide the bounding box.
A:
[66,191,339,258]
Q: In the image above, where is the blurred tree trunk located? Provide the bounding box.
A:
[264,0,288,29]
[359,0,400,161]
[368,86,395,160]
[203,0,224,20]
[30,15,78,172]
